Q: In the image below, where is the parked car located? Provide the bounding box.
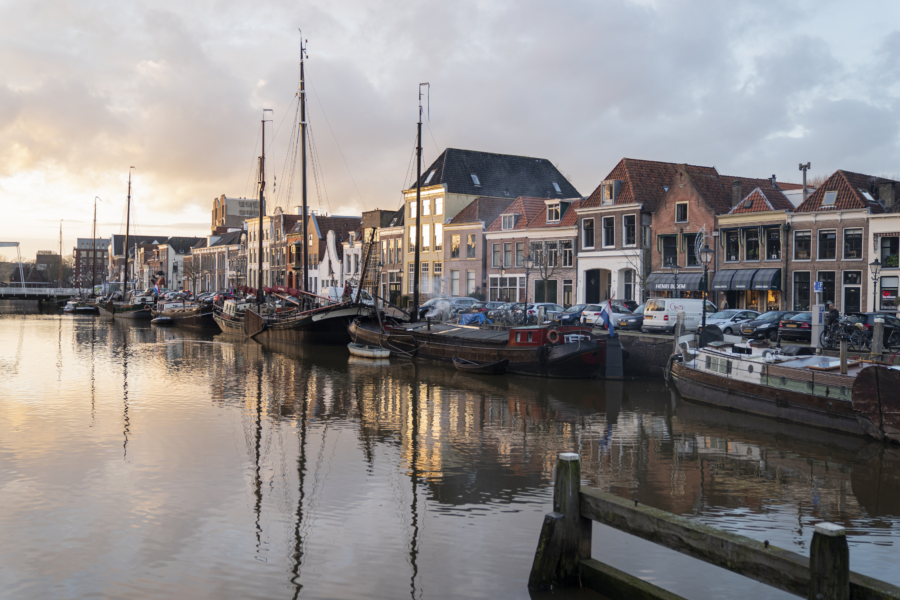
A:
[449,297,479,317]
[740,310,799,341]
[617,303,645,331]
[526,303,565,321]
[464,301,505,316]
[556,304,589,325]
[583,300,633,327]
[697,309,760,335]
[622,300,639,312]
[778,312,812,342]
[642,298,718,334]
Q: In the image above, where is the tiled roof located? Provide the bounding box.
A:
[165,237,204,253]
[210,230,243,247]
[110,234,167,256]
[387,206,405,227]
[449,197,516,227]
[794,170,897,213]
[290,215,362,242]
[775,182,805,190]
[191,239,208,250]
[485,197,582,232]
[409,148,580,199]
[728,187,794,214]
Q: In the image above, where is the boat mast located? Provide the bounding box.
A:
[122,167,134,293]
[257,110,273,306]
[411,86,424,321]
[91,197,98,291]
[300,34,309,296]
[59,221,62,288]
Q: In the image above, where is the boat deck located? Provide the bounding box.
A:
[389,322,510,344]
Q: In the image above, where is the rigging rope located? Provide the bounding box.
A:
[309,81,365,207]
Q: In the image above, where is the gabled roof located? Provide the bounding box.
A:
[727,187,794,214]
[795,170,896,213]
[290,215,362,243]
[192,239,208,250]
[409,148,580,199]
[485,197,582,232]
[387,206,405,228]
[210,230,243,247]
[449,197,516,227]
[164,237,204,254]
[110,234,167,256]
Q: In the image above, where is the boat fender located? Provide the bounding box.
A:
[761,349,775,361]
[144,305,152,311]
[547,328,560,344]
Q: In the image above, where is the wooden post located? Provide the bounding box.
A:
[872,318,884,360]
[674,310,686,354]
[808,522,849,600]
[839,338,848,374]
[528,452,584,590]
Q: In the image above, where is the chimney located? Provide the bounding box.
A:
[731,180,742,207]
[770,174,777,188]
[879,181,896,210]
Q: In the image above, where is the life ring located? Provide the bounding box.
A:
[547,329,560,344]
[144,305,152,312]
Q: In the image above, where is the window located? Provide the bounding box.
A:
[504,243,513,266]
[424,170,436,185]
[582,219,595,249]
[794,231,811,260]
[420,262,430,293]
[745,228,760,261]
[843,228,862,259]
[308,233,313,246]
[602,184,614,205]
[724,230,739,262]
[623,215,636,246]
[470,173,481,186]
[381,240,386,265]
[624,269,635,300]
[535,279,557,303]
[547,203,560,222]
[602,217,615,247]
[451,234,460,259]
[880,275,898,311]
[388,239,394,264]
[433,262,442,295]
[409,201,417,218]
[661,235,677,267]
[844,271,861,285]
[422,224,431,251]
[434,224,443,251]
[676,203,688,222]
[563,280,573,307]
[489,276,521,301]
[451,270,460,295]
[502,215,516,230]
[685,233,700,266]
[561,240,573,267]
[492,243,501,267]
[466,270,476,295]
[766,228,781,260]
[818,271,836,306]
[552,182,562,194]
[422,198,431,216]
[818,230,836,260]
[409,226,416,250]
[882,236,899,267]
[435,196,443,215]
[823,191,837,206]
[547,241,558,267]
[408,262,416,293]
[466,234,476,259]
[530,241,544,266]
[794,271,811,311]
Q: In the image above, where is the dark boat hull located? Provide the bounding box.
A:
[453,357,509,375]
[349,319,605,379]
[97,303,152,320]
[214,305,369,345]
[670,361,862,435]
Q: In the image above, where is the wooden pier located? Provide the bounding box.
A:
[529,453,900,600]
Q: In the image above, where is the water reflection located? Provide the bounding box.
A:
[0,316,899,600]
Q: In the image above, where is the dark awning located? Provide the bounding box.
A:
[711,270,737,291]
[647,271,707,292]
[752,268,782,291]
[732,269,758,291]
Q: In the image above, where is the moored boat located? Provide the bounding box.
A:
[97,291,155,320]
[151,300,216,328]
[452,357,509,375]
[348,342,390,359]
[349,317,608,379]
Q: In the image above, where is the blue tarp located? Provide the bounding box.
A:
[460,313,489,326]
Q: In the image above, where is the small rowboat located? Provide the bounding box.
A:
[151,316,175,325]
[452,357,509,375]
[348,342,390,359]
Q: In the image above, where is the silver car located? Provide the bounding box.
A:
[699,309,760,335]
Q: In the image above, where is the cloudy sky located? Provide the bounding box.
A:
[3,0,900,258]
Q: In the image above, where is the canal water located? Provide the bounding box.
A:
[1,313,899,599]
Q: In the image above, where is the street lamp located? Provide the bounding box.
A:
[700,243,715,335]
[671,260,681,299]
[523,256,535,317]
[870,257,882,312]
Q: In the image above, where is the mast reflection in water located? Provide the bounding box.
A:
[0,316,899,600]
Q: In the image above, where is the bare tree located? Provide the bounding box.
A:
[530,240,561,303]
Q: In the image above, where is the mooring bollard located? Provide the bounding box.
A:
[839,337,848,375]
[528,452,588,591]
[872,318,885,360]
[808,522,849,600]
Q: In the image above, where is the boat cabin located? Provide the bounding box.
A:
[509,325,595,347]
[223,299,251,317]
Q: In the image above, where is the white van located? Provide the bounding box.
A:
[642,298,717,334]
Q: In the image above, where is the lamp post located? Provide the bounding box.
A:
[498,264,505,301]
[700,243,715,334]
[671,260,680,299]
[523,256,534,319]
[870,257,882,312]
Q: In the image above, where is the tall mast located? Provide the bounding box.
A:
[411,85,425,321]
[91,198,97,291]
[122,167,134,292]
[300,34,309,295]
[257,109,273,305]
[59,221,62,288]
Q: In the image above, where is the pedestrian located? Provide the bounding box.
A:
[825,301,840,328]
[720,297,729,311]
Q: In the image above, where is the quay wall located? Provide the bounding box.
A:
[608,332,674,379]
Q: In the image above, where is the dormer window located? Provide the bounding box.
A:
[501,214,517,230]
[823,191,837,206]
[547,203,560,222]
[602,184,614,205]
[424,170,436,185]
[471,174,481,186]
[552,182,561,194]
[860,189,875,202]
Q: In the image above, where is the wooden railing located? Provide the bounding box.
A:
[529,453,900,600]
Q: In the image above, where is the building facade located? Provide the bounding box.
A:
[73,238,111,288]
[212,195,258,232]
[442,197,515,299]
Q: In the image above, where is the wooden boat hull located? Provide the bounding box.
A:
[348,343,390,359]
[852,365,900,443]
[97,302,152,320]
[453,357,509,375]
[349,319,605,379]
[151,307,217,328]
[670,361,862,436]
[214,304,369,345]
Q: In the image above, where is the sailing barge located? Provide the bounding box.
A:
[669,340,900,440]
[348,317,610,378]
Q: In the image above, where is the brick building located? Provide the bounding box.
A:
[211,195,258,232]
[286,212,361,293]
[443,197,515,300]
[376,207,404,305]
[73,238,111,288]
